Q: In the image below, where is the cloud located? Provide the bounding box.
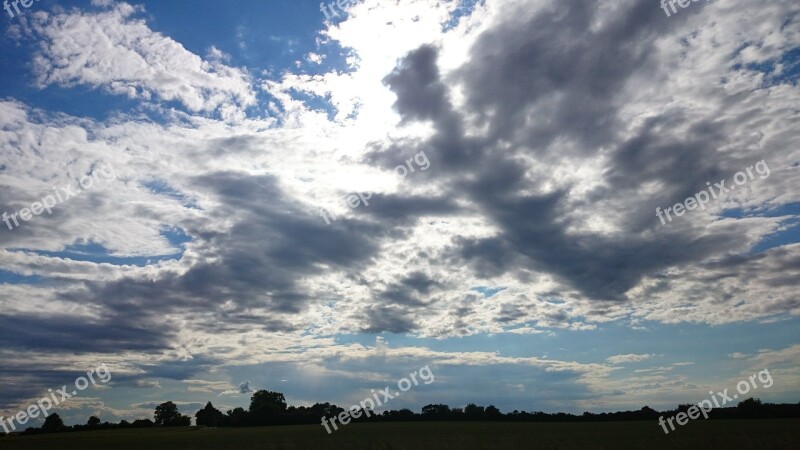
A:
[133,380,162,389]
[132,401,205,413]
[607,354,656,364]
[362,0,800,329]
[23,1,256,120]
[0,0,795,343]
[219,380,255,396]
[0,0,798,417]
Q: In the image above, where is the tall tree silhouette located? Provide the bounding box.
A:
[41,413,65,433]
[195,402,224,427]
[87,416,101,429]
[154,401,191,426]
[249,390,287,425]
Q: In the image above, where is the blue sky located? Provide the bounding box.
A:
[0,0,799,427]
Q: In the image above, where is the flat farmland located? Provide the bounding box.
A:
[1,420,798,449]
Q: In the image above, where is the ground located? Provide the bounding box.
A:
[1,420,798,449]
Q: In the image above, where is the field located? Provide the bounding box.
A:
[1,420,798,449]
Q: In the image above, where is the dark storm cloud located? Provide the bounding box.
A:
[369,44,483,171]
[453,237,515,278]
[0,364,109,411]
[460,0,678,151]
[496,303,526,324]
[0,169,405,393]
[400,271,441,294]
[0,313,173,353]
[138,355,219,381]
[368,0,782,301]
[0,167,414,407]
[380,286,426,307]
[466,191,745,299]
[600,116,770,232]
[0,310,176,408]
[62,172,388,319]
[366,273,446,329]
[384,45,449,124]
[361,305,417,334]
[355,193,459,222]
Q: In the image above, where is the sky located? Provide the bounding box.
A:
[0,0,799,426]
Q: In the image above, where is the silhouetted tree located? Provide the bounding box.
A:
[309,403,344,420]
[249,390,287,425]
[464,403,485,419]
[382,408,415,420]
[738,398,764,418]
[223,407,249,427]
[485,405,502,418]
[637,406,660,420]
[154,401,191,426]
[422,404,451,419]
[131,419,154,428]
[41,413,65,433]
[123,392,799,430]
[87,416,101,428]
[195,402,224,427]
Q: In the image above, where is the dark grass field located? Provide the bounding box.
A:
[1,420,798,449]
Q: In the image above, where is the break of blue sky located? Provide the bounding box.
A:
[83,316,800,422]
[0,269,42,284]
[25,229,189,266]
[470,286,506,298]
[751,221,800,253]
[736,46,800,87]
[0,0,352,121]
[142,180,201,209]
[0,0,798,427]
[722,202,800,253]
[333,318,800,367]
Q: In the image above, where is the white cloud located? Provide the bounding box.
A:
[219,380,255,396]
[0,0,799,417]
[24,2,256,120]
[607,354,655,364]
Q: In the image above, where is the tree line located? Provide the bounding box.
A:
[2,391,798,436]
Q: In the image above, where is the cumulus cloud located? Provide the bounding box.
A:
[23,1,256,120]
